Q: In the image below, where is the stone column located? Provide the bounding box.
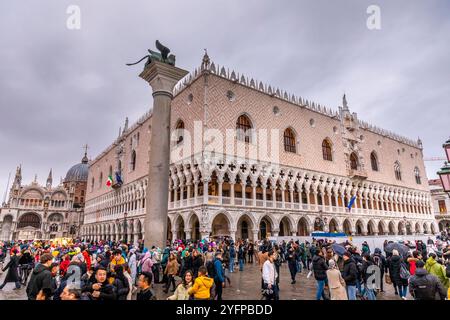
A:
[172,230,177,242]
[141,61,188,249]
[281,186,286,208]
[241,182,246,204]
[252,184,257,206]
[252,229,259,242]
[133,233,139,245]
[200,231,210,240]
[230,180,235,205]
[272,186,277,207]
[218,177,223,205]
[262,183,267,207]
[194,182,199,204]
[186,183,192,201]
[203,178,209,204]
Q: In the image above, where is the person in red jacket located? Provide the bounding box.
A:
[407,250,422,276]
[59,254,71,277]
[82,250,91,271]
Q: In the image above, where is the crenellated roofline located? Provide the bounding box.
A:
[173,58,422,149]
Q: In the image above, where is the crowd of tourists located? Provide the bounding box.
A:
[0,231,449,300]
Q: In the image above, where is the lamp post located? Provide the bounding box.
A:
[437,138,450,197]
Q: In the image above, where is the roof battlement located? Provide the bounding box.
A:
[91,54,422,165]
[173,58,422,149]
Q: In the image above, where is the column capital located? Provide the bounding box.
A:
[139,61,189,95]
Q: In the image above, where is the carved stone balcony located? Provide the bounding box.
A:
[348,168,368,179]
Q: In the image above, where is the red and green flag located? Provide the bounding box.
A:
[106,175,113,187]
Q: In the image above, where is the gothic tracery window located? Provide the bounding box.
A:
[236,114,253,143]
[370,151,378,171]
[350,152,358,170]
[283,128,296,153]
[322,139,333,161]
[414,167,421,184]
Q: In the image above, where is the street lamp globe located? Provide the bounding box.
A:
[437,161,450,193]
[443,137,450,162]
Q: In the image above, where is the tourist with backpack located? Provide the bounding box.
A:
[372,248,387,292]
[388,249,409,299]
[409,260,447,300]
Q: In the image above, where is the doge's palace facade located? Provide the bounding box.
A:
[81,53,437,243]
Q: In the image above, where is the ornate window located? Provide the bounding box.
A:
[91,177,95,191]
[394,161,402,181]
[175,120,184,145]
[283,128,296,153]
[414,167,421,184]
[322,139,333,161]
[131,150,137,171]
[50,223,58,232]
[350,153,358,170]
[370,151,378,171]
[99,172,103,188]
[109,165,113,177]
[236,114,253,143]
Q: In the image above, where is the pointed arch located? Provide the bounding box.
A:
[370,151,379,172]
[322,138,333,161]
[236,114,254,143]
[343,219,352,235]
[283,127,297,153]
[175,119,185,145]
[297,216,310,236]
[350,152,359,170]
[394,161,402,181]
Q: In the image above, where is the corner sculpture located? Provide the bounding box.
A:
[126,40,176,68]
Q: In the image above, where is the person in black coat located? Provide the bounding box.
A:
[112,265,130,300]
[342,252,359,300]
[312,250,328,300]
[287,247,298,284]
[388,250,408,299]
[81,267,116,300]
[372,248,388,292]
[18,249,34,285]
[0,249,21,290]
[192,250,203,278]
[26,253,54,299]
[409,260,446,300]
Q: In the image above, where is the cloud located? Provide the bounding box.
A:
[0,0,449,201]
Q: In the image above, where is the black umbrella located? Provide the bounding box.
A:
[384,242,410,257]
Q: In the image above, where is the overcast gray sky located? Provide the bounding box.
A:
[1,0,449,202]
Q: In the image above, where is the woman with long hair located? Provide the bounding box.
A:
[167,270,193,300]
[164,252,179,293]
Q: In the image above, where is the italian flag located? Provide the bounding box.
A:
[106,175,113,187]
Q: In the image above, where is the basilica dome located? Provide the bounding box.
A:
[64,153,89,182]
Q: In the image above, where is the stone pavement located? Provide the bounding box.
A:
[0,261,401,300]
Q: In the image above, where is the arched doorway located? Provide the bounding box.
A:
[297,217,309,236]
[329,218,338,233]
[279,217,291,237]
[415,222,421,235]
[398,221,405,235]
[431,223,436,235]
[1,215,13,240]
[189,214,200,241]
[343,219,352,235]
[17,212,42,240]
[367,220,376,236]
[423,223,429,234]
[378,221,386,235]
[211,213,230,239]
[388,221,396,235]
[175,215,185,240]
[259,216,273,239]
[355,220,364,236]
[237,215,253,241]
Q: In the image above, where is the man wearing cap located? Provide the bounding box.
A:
[409,260,446,300]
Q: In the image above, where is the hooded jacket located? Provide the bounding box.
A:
[425,257,449,288]
[342,257,358,286]
[188,275,214,299]
[409,268,446,300]
[26,263,53,300]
